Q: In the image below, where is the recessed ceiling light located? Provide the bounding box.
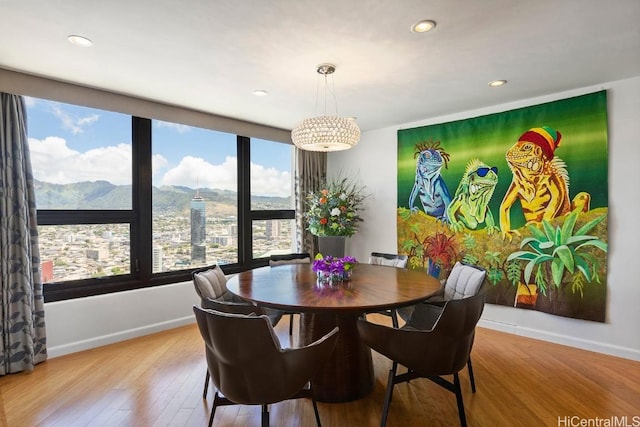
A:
[67,35,93,47]
[253,90,268,96]
[488,80,507,87]
[411,20,436,33]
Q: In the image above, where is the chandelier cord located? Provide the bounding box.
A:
[329,74,338,116]
[314,68,339,116]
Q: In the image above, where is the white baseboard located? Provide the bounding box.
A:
[47,315,640,362]
[47,315,196,359]
[478,319,640,362]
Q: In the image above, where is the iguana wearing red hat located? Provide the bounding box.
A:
[499,126,590,240]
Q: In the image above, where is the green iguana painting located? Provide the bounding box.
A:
[447,159,499,235]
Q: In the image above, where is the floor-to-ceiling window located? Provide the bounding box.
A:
[249,138,295,259]
[27,97,295,301]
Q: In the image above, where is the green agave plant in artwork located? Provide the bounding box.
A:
[507,207,608,297]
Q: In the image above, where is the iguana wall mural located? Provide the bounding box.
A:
[408,140,452,221]
[447,158,499,234]
[396,91,609,322]
[499,126,591,239]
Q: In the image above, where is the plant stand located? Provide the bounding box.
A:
[317,236,346,258]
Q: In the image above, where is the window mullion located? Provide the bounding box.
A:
[133,117,152,279]
[237,135,251,267]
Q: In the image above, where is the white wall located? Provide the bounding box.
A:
[45,77,640,361]
[329,76,640,361]
[45,281,199,358]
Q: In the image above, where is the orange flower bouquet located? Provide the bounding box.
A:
[304,176,368,237]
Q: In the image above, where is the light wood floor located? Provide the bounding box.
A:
[1,314,638,427]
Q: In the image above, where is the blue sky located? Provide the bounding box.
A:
[25,97,292,197]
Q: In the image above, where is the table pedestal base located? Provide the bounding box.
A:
[299,312,374,403]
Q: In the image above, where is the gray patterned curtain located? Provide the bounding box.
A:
[294,148,326,256]
[0,93,47,375]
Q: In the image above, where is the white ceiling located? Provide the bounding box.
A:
[1,0,639,133]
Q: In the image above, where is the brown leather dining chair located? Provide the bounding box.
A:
[192,263,284,326]
[268,252,312,335]
[192,264,283,399]
[193,306,339,427]
[396,261,487,392]
[357,291,486,427]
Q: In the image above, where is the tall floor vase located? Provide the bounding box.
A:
[317,236,346,258]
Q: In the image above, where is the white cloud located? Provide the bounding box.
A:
[159,156,291,197]
[23,96,36,107]
[50,104,99,134]
[29,136,132,185]
[155,120,191,133]
[161,155,237,191]
[28,138,292,197]
[152,154,169,178]
[250,163,292,197]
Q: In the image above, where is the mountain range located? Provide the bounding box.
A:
[33,180,291,213]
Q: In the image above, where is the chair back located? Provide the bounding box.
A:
[443,262,486,300]
[192,264,235,302]
[369,252,408,268]
[201,297,263,316]
[194,266,283,326]
[358,291,485,376]
[193,306,338,405]
[269,252,312,266]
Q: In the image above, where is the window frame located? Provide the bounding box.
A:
[39,116,295,302]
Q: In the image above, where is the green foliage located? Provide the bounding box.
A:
[487,267,504,286]
[571,274,586,298]
[506,261,521,286]
[462,233,477,250]
[535,267,548,296]
[304,176,369,237]
[462,253,479,265]
[484,251,502,267]
[399,209,413,221]
[507,208,607,291]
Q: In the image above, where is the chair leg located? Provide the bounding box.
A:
[261,404,269,427]
[391,309,399,328]
[208,406,215,427]
[289,314,294,336]
[380,364,398,427]
[467,357,476,393]
[208,391,221,427]
[203,369,210,399]
[453,373,467,427]
[311,394,322,427]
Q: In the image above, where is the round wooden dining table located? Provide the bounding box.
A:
[226,262,441,403]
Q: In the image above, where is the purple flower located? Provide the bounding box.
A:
[312,255,358,276]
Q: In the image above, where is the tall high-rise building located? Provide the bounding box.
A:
[266,219,281,238]
[152,245,164,273]
[190,189,206,264]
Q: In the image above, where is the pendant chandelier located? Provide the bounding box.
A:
[291,63,360,152]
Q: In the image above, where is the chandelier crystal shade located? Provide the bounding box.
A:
[292,63,360,152]
[291,115,360,151]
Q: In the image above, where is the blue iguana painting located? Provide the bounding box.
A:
[408,139,452,221]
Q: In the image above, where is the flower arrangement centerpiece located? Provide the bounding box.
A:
[304,175,369,237]
[312,254,358,285]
